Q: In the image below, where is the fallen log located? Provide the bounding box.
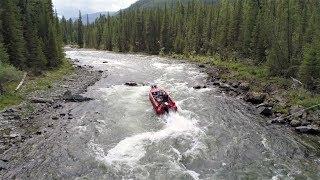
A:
[15,73,27,92]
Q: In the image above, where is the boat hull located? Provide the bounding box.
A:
[149,88,177,115]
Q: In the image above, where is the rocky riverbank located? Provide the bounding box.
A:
[196,64,320,135]
[0,61,102,158]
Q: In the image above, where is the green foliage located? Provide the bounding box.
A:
[0,59,74,110]
[62,0,320,92]
[0,93,23,111]
[0,64,22,84]
[0,0,64,73]
[1,0,27,69]
[78,11,84,48]
[0,0,65,109]
[299,42,320,92]
[0,63,22,94]
[0,43,9,64]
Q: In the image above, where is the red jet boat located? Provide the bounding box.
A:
[149,85,178,115]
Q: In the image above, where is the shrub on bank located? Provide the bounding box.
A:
[0,63,22,94]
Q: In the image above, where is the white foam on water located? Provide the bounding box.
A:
[153,62,169,69]
[170,146,201,180]
[271,174,284,180]
[186,170,200,180]
[100,85,149,104]
[165,64,184,72]
[88,140,107,161]
[90,111,203,173]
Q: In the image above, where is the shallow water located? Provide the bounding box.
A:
[25,49,320,179]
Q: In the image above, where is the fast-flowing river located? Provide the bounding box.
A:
[63,49,320,179]
[6,49,319,179]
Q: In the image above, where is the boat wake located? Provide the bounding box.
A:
[89,110,205,179]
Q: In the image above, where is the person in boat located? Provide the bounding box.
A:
[162,91,169,103]
[157,90,169,103]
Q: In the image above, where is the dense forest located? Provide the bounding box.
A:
[0,0,63,94]
[61,0,320,92]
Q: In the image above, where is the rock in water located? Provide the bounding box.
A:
[193,85,207,89]
[124,82,138,86]
[63,90,93,102]
[30,98,54,104]
[295,125,320,134]
[219,83,233,91]
[244,92,267,104]
[290,119,302,127]
[289,106,305,117]
[269,117,286,124]
[52,116,59,120]
[239,82,250,91]
[258,106,273,117]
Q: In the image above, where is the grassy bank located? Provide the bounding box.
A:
[0,59,74,111]
[169,53,320,113]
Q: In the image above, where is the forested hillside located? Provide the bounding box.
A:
[73,12,116,25]
[0,0,63,94]
[128,0,217,9]
[63,0,320,92]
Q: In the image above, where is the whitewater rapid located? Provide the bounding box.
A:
[63,49,319,179]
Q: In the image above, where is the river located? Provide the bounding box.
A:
[62,49,320,179]
[4,49,319,179]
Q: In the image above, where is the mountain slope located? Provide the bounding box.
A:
[128,0,218,9]
[73,12,115,24]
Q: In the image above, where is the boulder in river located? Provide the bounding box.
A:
[212,80,221,86]
[289,106,305,118]
[239,82,250,91]
[263,84,277,94]
[258,106,273,117]
[63,90,93,102]
[124,82,138,86]
[193,85,207,89]
[30,98,54,104]
[231,82,240,88]
[3,108,16,114]
[295,125,320,134]
[269,117,286,124]
[244,92,266,104]
[219,83,234,92]
[290,119,302,127]
[52,116,59,120]
[206,67,220,78]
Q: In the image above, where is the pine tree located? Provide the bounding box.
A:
[60,0,320,87]
[42,0,61,68]
[299,1,320,91]
[299,40,320,91]
[145,11,158,54]
[24,2,47,73]
[1,0,27,69]
[78,11,84,48]
[0,43,9,65]
[160,5,173,53]
[60,16,68,44]
[240,0,258,55]
[104,13,113,51]
[132,10,146,52]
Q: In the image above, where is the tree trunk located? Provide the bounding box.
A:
[0,83,4,95]
[15,73,27,92]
